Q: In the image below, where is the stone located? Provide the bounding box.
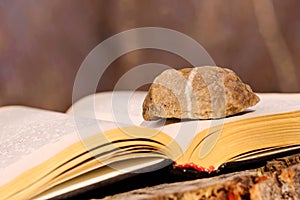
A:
[142,66,260,120]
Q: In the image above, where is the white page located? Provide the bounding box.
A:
[0,106,123,186]
[67,91,146,125]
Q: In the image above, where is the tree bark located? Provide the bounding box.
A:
[99,154,300,200]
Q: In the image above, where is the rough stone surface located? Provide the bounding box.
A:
[143,66,260,120]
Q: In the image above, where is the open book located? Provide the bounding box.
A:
[1,91,300,199]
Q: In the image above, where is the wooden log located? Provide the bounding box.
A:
[99,154,300,200]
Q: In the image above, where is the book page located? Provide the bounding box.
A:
[153,93,300,151]
[0,105,174,199]
[240,93,300,118]
[68,91,300,151]
[35,157,166,200]
[0,106,120,186]
[67,91,146,125]
[0,106,78,186]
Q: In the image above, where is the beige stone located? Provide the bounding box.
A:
[142,66,260,120]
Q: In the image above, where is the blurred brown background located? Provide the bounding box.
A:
[0,0,299,112]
